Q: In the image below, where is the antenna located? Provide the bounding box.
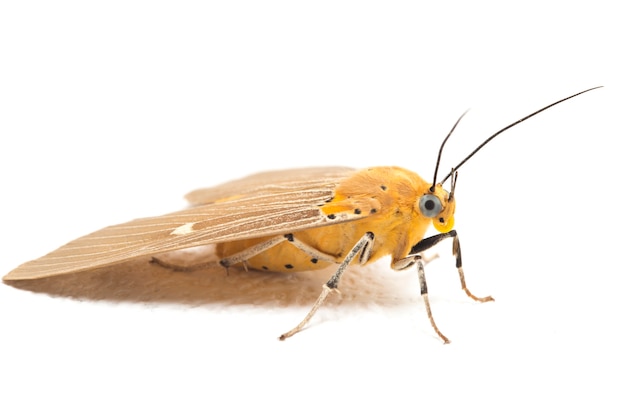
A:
[439,86,603,185]
[430,109,469,192]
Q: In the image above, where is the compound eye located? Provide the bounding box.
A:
[419,194,443,218]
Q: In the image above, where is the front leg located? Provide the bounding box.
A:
[393,230,494,344]
[409,230,494,303]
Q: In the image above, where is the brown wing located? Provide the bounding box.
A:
[4,167,358,281]
[185,167,355,205]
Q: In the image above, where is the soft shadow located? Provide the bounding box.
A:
[4,248,416,308]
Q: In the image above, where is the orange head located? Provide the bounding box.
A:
[418,181,456,233]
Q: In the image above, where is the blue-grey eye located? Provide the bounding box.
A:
[419,194,442,218]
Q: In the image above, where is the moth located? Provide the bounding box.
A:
[3,87,601,342]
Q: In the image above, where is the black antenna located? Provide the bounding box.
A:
[439,86,603,185]
[430,109,469,192]
[448,169,458,201]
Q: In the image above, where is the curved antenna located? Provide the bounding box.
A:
[430,109,469,192]
[439,86,603,184]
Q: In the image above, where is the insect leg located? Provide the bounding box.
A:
[279,231,375,340]
[392,252,450,343]
[416,255,449,343]
[283,234,340,264]
[451,233,494,302]
[152,233,340,273]
[409,230,494,302]
[150,235,289,272]
[219,235,288,268]
[219,233,340,268]
[397,230,494,344]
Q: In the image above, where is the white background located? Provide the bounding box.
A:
[1,1,624,416]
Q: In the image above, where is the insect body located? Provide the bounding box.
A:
[3,87,601,342]
[215,166,454,273]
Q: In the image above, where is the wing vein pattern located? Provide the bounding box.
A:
[5,167,355,280]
